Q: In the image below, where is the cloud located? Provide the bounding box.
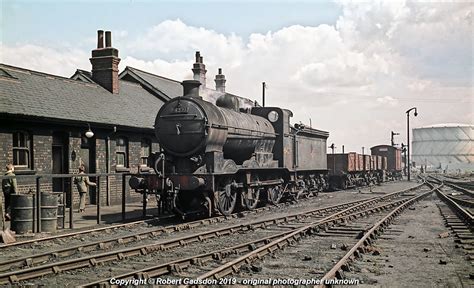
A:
[1,1,472,152]
[0,43,90,76]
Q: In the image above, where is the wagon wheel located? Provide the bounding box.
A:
[242,187,260,210]
[267,185,283,205]
[215,183,237,216]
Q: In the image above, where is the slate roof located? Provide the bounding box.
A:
[119,66,256,108]
[0,64,163,130]
[120,67,182,99]
[0,63,258,130]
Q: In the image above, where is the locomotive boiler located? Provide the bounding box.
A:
[130,80,329,218]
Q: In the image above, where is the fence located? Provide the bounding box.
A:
[0,172,146,232]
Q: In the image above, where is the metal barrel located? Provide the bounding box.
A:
[41,193,58,233]
[52,192,65,229]
[11,194,34,234]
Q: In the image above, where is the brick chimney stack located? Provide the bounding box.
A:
[90,30,121,94]
[192,51,207,89]
[214,68,226,92]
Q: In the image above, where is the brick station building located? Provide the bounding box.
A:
[0,30,252,208]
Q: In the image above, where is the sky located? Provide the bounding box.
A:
[1,0,473,153]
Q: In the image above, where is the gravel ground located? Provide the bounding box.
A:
[342,193,473,288]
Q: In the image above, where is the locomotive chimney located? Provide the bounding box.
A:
[182,80,202,99]
[214,68,226,92]
[192,51,207,90]
[90,30,121,94]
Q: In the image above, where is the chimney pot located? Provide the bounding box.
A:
[215,68,226,92]
[192,51,207,89]
[105,31,112,47]
[97,30,104,49]
[91,30,120,94]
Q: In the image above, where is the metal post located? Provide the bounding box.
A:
[262,82,266,107]
[402,143,407,176]
[96,176,101,224]
[36,177,41,233]
[407,113,410,181]
[406,107,418,181]
[62,191,66,229]
[32,194,36,233]
[69,178,74,229]
[143,190,147,218]
[122,174,126,221]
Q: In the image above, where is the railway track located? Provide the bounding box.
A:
[318,186,434,286]
[1,180,385,251]
[0,191,364,269]
[424,177,474,264]
[427,176,473,226]
[0,184,427,285]
[0,200,291,251]
[78,183,434,287]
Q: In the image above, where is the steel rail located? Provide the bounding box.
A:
[0,197,380,284]
[0,184,423,285]
[0,218,168,249]
[0,183,424,273]
[446,194,474,209]
[427,181,473,227]
[0,196,369,272]
[444,182,474,197]
[317,187,434,286]
[0,199,286,250]
[81,196,416,287]
[194,186,426,281]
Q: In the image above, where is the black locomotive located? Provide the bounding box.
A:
[130,80,329,217]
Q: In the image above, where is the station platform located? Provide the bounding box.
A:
[65,199,161,229]
[3,199,162,238]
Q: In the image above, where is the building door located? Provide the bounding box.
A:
[52,133,68,193]
[80,135,97,204]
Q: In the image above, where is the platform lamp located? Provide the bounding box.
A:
[406,107,418,181]
[329,143,336,175]
[85,123,94,138]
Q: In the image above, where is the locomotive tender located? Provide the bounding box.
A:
[130,80,329,217]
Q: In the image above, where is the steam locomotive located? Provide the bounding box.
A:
[129,80,403,218]
[130,80,329,217]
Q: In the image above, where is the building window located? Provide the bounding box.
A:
[116,137,128,167]
[140,139,151,166]
[13,132,32,168]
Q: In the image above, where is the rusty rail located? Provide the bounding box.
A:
[317,186,435,286]
[0,196,379,284]
[195,186,426,281]
[0,184,424,284]
[426,181,473,227]
[82,189,421,287]
[0,194,371,273]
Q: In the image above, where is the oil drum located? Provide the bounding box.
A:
[40,193,58,232]
[11,194,34,234]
